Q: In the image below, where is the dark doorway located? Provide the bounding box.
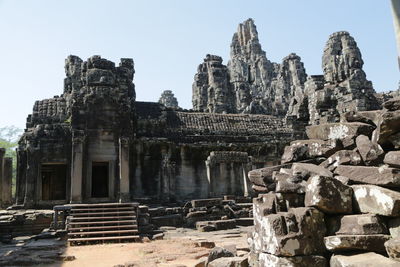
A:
[41,164,67,200]
[91,162,109,198]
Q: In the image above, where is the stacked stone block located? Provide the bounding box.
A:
[248,97,400,266]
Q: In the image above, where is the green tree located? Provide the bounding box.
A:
[0,126,23,195]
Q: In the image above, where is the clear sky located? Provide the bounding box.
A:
[0,0,398,129]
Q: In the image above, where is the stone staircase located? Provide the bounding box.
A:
[66,203,140,245]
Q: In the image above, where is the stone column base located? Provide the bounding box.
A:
[119,192,131,203]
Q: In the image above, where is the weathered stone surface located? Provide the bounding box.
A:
[385,238,400,262]
[196,219,237,232]
[258,253,327,267]
[389,218,400,238]
[254,207,326,256]
[352,185,400,216]
[336,166,400,187]
[291,163,333,179]
[306,123,374,142]
[192,54,233,113]
[248,163,293,187]
[192,198,223,208]
[275,174,306,194]
[158,90,179,109]
[330,252,399,267]
[206,247,235,266]
[305,176,353,214]
[384,97,400,111]
[344,110,383,127]
[281,140,338,164]
[378,110,400,148]
[324,234,391,252]
[385,151,400,168]
[355,135,384,165]
[326,214,388,235]
[320,150,362,171]
[207,256,248,267]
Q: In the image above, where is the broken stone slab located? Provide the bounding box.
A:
[330,252,400,267]
[207,256,248,267]
[275,173,306,194]
[320,150,362,171]
[385,237,400,262]
[384,97,400,111]
[281,139,338,164]
[254,207,326,256]
[344,110,384,127]
[305,176,353,214]
[151,214,183,227]
[196,219,237,232]
[385,152,400,168]
[352,185,400,216]
[356,135,384,165]
[324,234,391,253]
[335,165,400,187]
[258,253,327,267]
[326,214,388,236]
[191,198,223,208]
[291,163,333,179]
[205,247,235,266]
[305,122,375,142]
[248,159,324,187]
[378,110,400,147]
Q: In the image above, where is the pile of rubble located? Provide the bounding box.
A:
[0,209,53,242]
[138,196,254,238]
[247,97,400,266]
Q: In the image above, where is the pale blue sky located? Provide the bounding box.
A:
[0,0,398,129]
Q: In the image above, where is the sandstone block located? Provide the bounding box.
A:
[191,198,223,208]
[335,165,400,187]
[385,152,400,168]
[385,237,400,262]
[254,207,326,256]
[281,139,337,164]
[291,163,333,179]
[384,97,400,111]
[330,252,400,267]
[326,214,388,235]
[208,256,248,267]
[305,176,353,214]
[206,247,235,266]
[306,123,375,142]
[324,234,390,252]
[320,150,362,171]
[356,135,384,164]
[352,185,400,216]
[258,253,327,267]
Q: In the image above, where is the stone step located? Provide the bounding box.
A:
[71,207,134,212]
[68,202,138,208]
[68,235,140,242]
[68,229,139,236]
[68,220,137,225]
[69,225,138,231]
[69,215,136,221]
[70,211,136,216]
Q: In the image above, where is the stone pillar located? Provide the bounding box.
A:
[15,149,26,205]
[205,159,212,197]
[24,147,38,208]
[0,148,4,206]
[392,0,400,69]
[70,134,84,203]
[119,137,130,202]
[242,162,252,197]
[2,157,13,206]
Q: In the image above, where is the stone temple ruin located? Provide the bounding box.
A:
[2,17,400,266]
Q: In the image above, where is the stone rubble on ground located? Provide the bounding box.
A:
[247,96,400,266]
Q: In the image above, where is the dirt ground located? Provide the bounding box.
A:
[0,226,252,267]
